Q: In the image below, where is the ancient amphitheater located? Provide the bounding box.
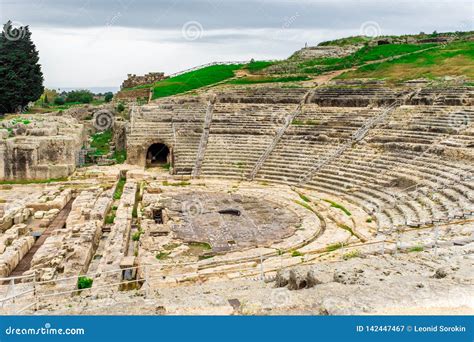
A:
[0,45,473,315]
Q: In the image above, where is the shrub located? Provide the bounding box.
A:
[291,250,304,257]
[104,92,113,102]
[77,276,93,289]
[105,214,115,224]
[117,103,125,112]
[132,231,142,241]
[66,89,93,104]
[156,252,169,260]
[54,97,65,105]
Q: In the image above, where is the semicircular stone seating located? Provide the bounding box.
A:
[129,85,474,232]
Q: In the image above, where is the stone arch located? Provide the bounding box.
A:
[146,142,170,166]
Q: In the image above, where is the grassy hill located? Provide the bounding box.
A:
[337,41,474,82]
[120,30,473,101]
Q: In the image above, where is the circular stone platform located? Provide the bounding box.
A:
[166,191,301,252]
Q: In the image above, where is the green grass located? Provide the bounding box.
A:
[339,41,474,81]
[161,162,171,170]
[338,223,355,236]
[298,193,310,202]
[113,177,126,200]
[326,242,343,252]
[228,75,310,84]
[343,249,360,260]
[323,199,352,216]
[292,119,319,126]
[265,43,437,77]
[105,214,115,224]
[156,252,169,260]
[188,242,212,250]
[148,64,243,99]
[318,36,369,47]
[245,60,274,72]
[77,276,93,290]
[113,149,127,164]
[366,217,373,223]
[0,177,67,185]
[90,129,112,156]
[291,250,304,257]
[294,200,314,212]
[408,245,424,252]
[132,231,142,241]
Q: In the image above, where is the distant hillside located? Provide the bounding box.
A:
[118,30,473,102]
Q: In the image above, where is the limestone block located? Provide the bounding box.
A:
[34,211,45,219]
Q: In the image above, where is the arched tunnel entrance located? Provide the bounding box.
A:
[146,143,170,167]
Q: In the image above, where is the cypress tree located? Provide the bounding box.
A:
[0,21,44,114]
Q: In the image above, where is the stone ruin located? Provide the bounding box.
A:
[0,115,86,180]
[121,72,168,89]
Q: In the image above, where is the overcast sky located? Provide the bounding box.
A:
[1,0,472,90]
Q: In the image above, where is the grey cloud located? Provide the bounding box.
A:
[1,0,472,33]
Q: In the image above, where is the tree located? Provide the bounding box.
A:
[104,92,113,102]
[65,89,93,103]
[54,97,65,105]
[0,21,44,114]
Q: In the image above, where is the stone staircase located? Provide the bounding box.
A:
[192,97,216,178]
[247,90,313,181]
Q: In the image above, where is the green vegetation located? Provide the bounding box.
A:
[113,177,126,200]
[105,213,115,224]
[318,36,369,47]
[339,41,474,81]
[366,217,373,223]
[77,276,93,290]
[54,97,65,105]
[90,129,112,156]
[149,64,243,99]
[132,231,142,242]
[298,193,310,202]
[0,177,67,185]
[292,119,319,125]
[338,223,355,236]
[116,103,125,112]
[162,180,190,187]
[323,199,352,216]
[0,21,44,114]
[291,250,304,257]
[188,241,212,250]
[65,89,94,104]
[294,199,314,212]
[299,43,437,75]
[228,75,310,84]
[161,162,171,170]
[163,242,180,250]
[245,60,274,73]
[408,245,424,252]
[155,252,169,260]
[113,149,127,164]
[343,249,360,260]
[104,92,113,102]
[326,242,343,252]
